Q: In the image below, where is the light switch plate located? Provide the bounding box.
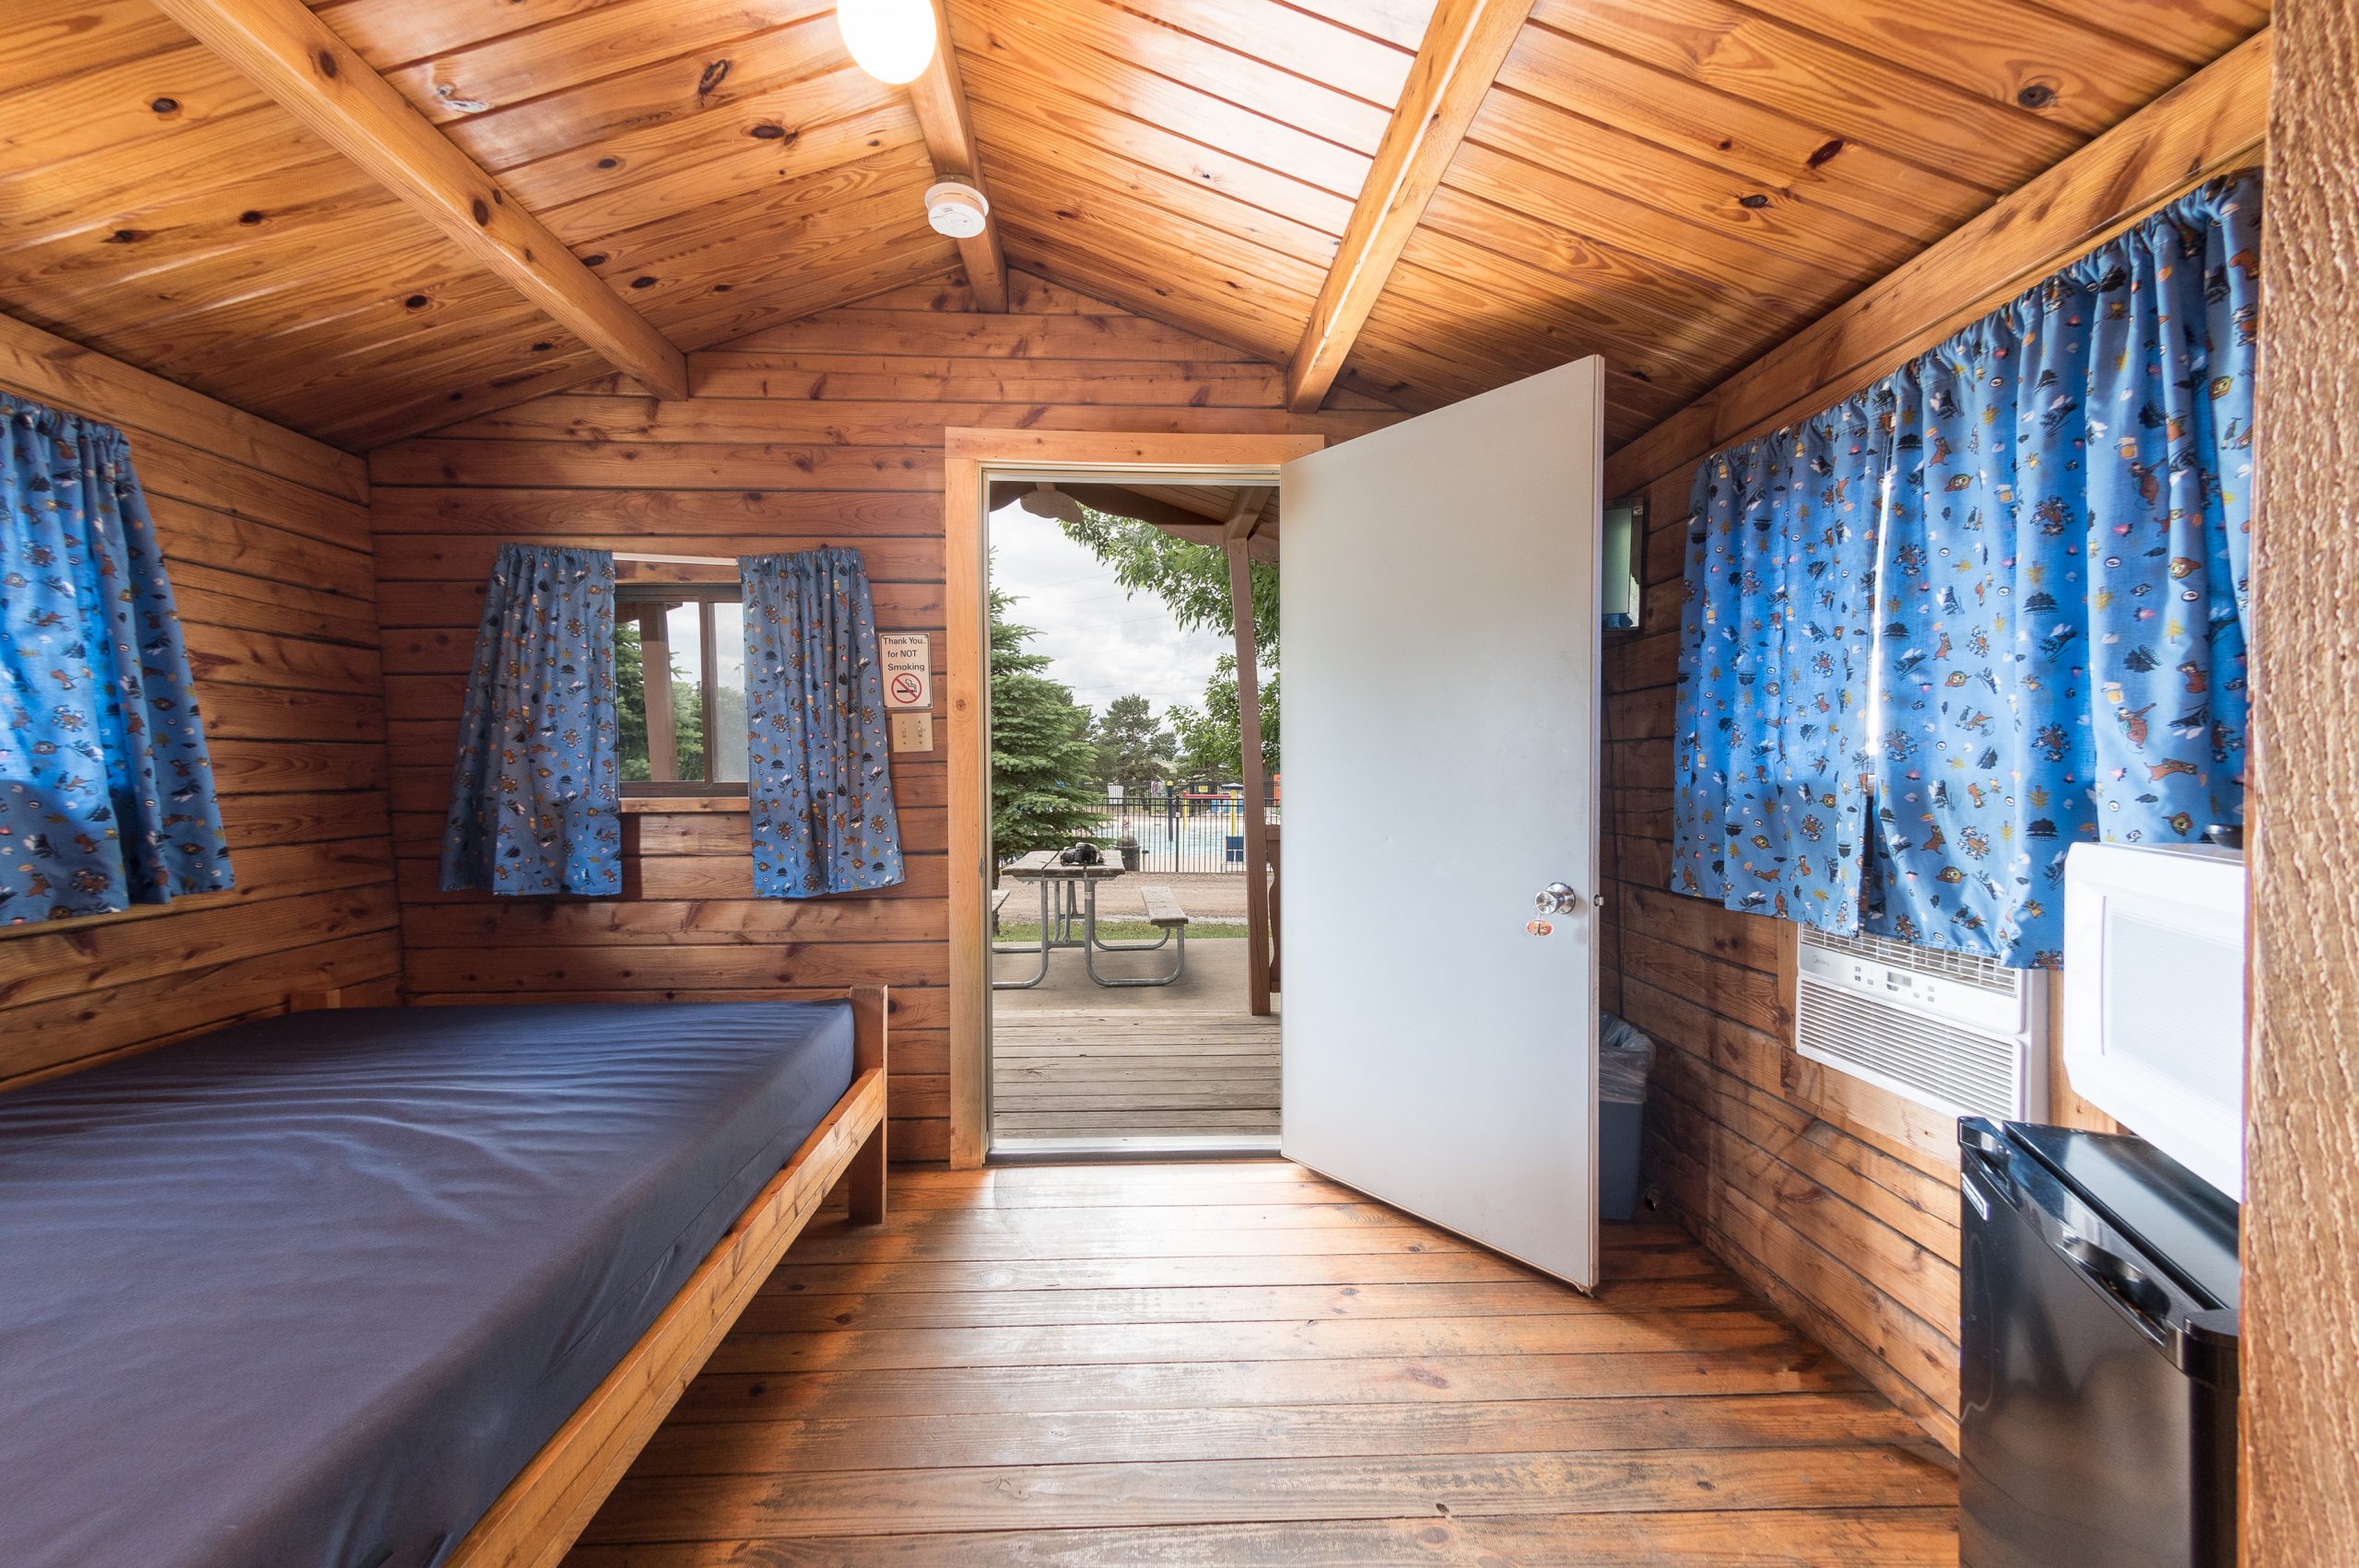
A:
[890,712,934,753]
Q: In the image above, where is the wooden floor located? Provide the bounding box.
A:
[991,1011,1282,1141]
[564,1162,1957,1566]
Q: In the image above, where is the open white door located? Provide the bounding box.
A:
[1280,357,1603,1286]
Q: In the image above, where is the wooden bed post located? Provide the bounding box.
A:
[847,986,888,1223]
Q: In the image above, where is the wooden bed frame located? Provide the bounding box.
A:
[416,985,891,1568]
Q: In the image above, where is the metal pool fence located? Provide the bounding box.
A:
[1082,785,1280,874]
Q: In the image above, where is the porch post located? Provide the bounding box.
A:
[1225,490,1274,1018]
[639,607,678,780]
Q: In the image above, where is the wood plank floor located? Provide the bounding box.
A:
[991,1011,1281,1140]
[565,1161,1957,1565]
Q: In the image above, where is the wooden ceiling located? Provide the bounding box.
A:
[0,0,2270,452]
[1,0,955,446]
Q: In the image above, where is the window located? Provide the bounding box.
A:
[616,584,747,794]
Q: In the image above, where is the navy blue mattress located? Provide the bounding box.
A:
[0,1000,856,1568]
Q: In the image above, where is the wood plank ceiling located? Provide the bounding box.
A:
[0,0,2270,453]
[0,0,955,446]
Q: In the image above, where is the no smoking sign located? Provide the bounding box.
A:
[879,633,932,710]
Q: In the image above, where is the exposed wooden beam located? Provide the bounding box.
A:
[1284,0,1535,413]
[1223,488,1271,545]
[150,0,689,400]
[909,0,1009,311]
[990,481,1228,541]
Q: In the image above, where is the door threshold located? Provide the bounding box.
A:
[989,1134,1284,1164]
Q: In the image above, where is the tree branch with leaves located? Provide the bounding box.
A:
[1057,506,1278,777]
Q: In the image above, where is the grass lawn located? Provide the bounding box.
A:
[994,920,1249,942]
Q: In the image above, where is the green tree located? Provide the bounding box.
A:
[617,620,649,780]
[614,618,707,782]
[1058,507,1278,774]
[1057,509,1277,652]
[1091,692,1176,785]
[1169,656,1279,780]
[990,586,1100,866]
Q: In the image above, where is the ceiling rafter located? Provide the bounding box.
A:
[149,0,690,401]
[908,0,1010,311]
[1284,0,1536,413]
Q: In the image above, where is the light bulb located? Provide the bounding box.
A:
[837,0,937,85]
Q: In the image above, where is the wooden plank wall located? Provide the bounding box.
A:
[1596,43,2270,1453]
[1600,472,1979,1454]
[0,311,403,1088]
[366,270,1391,1164]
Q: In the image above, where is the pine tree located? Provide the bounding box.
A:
[1090,692,1177,785]
[990,587,1101,866]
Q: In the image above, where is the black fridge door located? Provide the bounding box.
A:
[1958,1121,2237,1568]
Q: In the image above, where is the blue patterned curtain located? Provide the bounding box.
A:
[0,394,230,923]
[1671,173,2259,965]
[1670,396,1887,930]
[439,544,621,895]
[1869,176,2259,965]
[740,547,904,897]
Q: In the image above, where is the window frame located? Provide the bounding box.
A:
[616,580,747,800]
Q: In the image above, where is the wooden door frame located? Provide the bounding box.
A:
[945,429,1326,1168]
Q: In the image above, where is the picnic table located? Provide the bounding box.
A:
[992,848,1189,989]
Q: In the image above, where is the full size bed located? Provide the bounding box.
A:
[0,991,887,1568]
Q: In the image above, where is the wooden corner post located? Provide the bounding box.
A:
[847,985,889,1223]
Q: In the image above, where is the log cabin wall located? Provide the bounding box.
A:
[0,313,404,1089]
[366,271,1392,1164]
[1596,36,2271,1453]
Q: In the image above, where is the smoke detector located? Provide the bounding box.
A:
[924,181,990,239]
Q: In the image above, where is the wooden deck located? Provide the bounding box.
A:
[564,1161,1957,1565]
[991,1010,1282,1141]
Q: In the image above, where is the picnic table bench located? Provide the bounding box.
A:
[1139,883,1190,930]
[990,852,1191,990]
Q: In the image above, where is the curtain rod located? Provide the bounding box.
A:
[613,550,737,567]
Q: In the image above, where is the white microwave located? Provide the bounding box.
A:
[2061,841,2248,1199]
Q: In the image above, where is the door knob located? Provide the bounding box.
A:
[1534,883,1582,916]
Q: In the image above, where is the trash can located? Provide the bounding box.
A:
[1598,1012,1654,1223]
[1117,835,1141,872]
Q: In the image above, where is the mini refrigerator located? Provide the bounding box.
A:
[1957,1117,2241,1568]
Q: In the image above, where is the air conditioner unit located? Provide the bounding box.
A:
[1795,928,2048,1123]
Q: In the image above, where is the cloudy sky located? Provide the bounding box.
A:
[988,500,1229,723]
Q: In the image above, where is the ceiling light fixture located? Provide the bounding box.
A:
[836,0,937,86]
[924,181,989,239]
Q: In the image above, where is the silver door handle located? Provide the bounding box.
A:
[1534,883,1582,916]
